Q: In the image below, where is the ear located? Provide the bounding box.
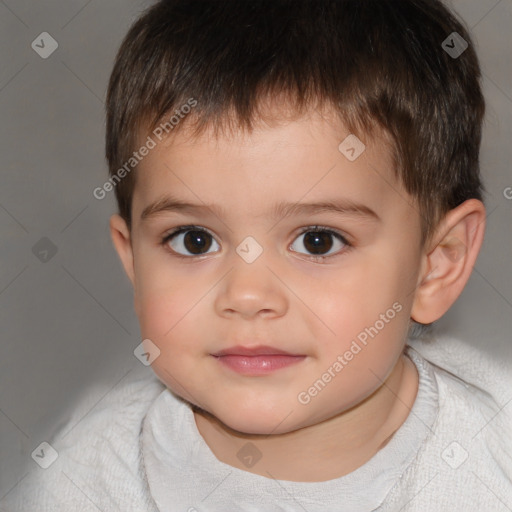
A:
[411,199,486,324]
[109,214,135,286]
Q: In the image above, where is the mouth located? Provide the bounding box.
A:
[211,345,307,375]
[212,345,302,357]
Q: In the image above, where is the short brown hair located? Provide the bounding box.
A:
[105,0,485,246]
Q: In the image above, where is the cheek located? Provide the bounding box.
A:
[138,295,174,337]
[313,255,412,353]
[138,290,200,341]
[133,247,187,322]
[134,262,199,340]
[138,291,206,395]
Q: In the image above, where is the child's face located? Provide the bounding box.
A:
[117,109,425,435]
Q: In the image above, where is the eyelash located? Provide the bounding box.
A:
[160,225,353,261]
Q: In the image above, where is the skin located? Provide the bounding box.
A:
[110,106,486,482]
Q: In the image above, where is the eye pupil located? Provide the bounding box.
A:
[184,230,212,254]
[167,227,345,259]
[303,231,333,255]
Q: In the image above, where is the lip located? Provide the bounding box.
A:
[212,345,300,357]
[211,345,306,376]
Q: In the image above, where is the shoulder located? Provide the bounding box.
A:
[386,335,512,510]
[2,364,166,512]
[408,334,512,432]
[424,337,512,482]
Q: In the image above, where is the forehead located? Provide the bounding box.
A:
[132,109,408,223]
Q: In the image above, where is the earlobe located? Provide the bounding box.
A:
[109,214,136,286]
[411,199,486,324]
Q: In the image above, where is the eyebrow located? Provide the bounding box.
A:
[140,195,380,222]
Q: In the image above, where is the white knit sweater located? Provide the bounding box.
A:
[2,335,511,511]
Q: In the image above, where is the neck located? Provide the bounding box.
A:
[193,353,419,482]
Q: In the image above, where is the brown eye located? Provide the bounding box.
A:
[164,227,219,256]
[290,228,348,259]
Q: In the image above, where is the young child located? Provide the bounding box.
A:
[4,0,512,510]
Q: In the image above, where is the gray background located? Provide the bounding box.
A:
[0,0,511,500]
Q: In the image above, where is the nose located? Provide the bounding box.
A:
[214,254,288,319]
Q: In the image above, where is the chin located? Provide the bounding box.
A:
[225,416,286,436]
[213,405,301,436]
